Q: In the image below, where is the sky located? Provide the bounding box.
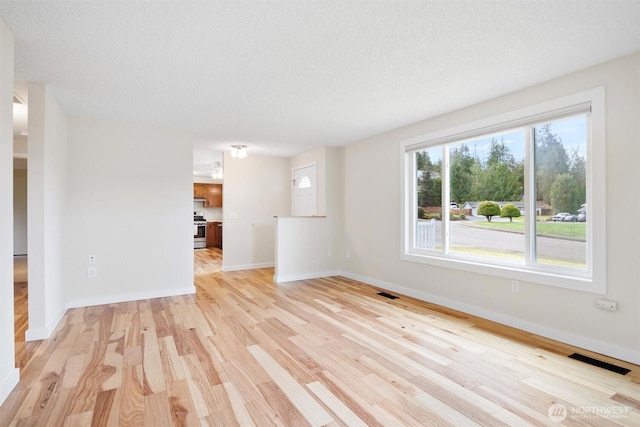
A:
[422,114,588,164]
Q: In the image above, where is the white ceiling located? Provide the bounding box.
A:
[1,1,638,157]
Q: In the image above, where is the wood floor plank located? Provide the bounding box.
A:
[4,248,639,425]
[243,396,288,427]
[474,385,559,426]
[180,353,222,416]
[33,388,74,427]
[255,380,312,427]
[91,388,117,427]
[68,341,107,415]
[318,369,405,426]
[185,328,222,386]
[63,411,93,427]
[209,383,242,427]
[248,344,333,427]
[219,360,262,403]
[141,329,166,394]
[158,335,187,382]
[143,391,173,427]
[377,395,450,427]
[118,365,145,425]
[523,374,640,424]
[306,380,368,427]
[223,381,256,427]
[166,378,199,426]
[59,354,87,390]
[101,335,124,391]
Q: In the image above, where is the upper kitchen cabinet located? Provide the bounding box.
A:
[193,183,206,199]
[205,183,222,207]
[194,183,223,207]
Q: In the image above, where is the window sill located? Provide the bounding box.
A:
[401,251,604,295]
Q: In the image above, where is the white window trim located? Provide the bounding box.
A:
[400,87,606,294]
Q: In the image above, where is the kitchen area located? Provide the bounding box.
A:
[193,147,224,251]
[193,182,223,249]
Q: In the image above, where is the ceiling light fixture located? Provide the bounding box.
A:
[230,145,247,159]
[211,162,223,180]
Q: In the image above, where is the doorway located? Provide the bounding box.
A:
[13,88,29,367]
[13,162,28,368]
[192,147,224,280]
[292,163,317,217]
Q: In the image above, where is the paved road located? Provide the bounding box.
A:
[430,219,586,265]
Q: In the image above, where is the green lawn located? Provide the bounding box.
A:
[469,216,586,239]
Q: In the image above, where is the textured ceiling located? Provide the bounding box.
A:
[1,1,639,157]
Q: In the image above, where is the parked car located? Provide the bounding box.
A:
[552,212,571,221]
[577,212,586,222]
[563,214,578,222]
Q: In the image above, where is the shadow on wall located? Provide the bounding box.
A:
[252,223,276,264]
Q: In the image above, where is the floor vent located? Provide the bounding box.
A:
[568,353,630,375]
[377,292,399,300]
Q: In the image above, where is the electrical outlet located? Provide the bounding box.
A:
[596,299,617,311]
[88,254,96,264]
[328,249,332,258]
[346,250,351,259]
[88,266,97,278]
[511,280,520,293]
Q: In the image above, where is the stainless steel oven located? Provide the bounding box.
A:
[194,220,207,249]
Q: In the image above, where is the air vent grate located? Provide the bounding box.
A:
[377,292,399,300]
[568,353,630,375]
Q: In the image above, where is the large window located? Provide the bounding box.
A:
[402,88,605,293]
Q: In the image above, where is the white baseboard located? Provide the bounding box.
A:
[25,305,68,341]
[65,286,196,309]
[341,271,640,365]
[274,270,341,283]
[0,368,19,407]
[221,262,274,272]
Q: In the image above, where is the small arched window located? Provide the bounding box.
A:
[298,176,311,189]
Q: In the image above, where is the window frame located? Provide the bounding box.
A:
[400,87,606,294]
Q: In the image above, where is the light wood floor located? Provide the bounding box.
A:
[2,248,639,426]
[13,255,32,371]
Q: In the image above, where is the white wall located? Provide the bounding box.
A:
[0,15,18,406]
[275,146,345,282]
[64,116,195,307]
[222,153,290,271]
[13,136,27,157]
[25,83,69,340]
[342,53,640,363]
[275,217,338,282]
[13,169,27,255]
[325,147,344,266]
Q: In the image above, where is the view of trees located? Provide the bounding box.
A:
[500,203,521,222]
[477,201,500,222]
[536,124,586,214]
[416,123,586,215]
